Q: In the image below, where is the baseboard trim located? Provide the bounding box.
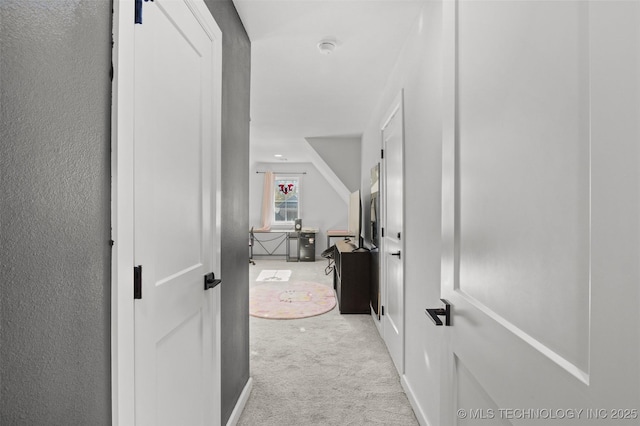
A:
[225,377,253,426]
[401,375,430,426]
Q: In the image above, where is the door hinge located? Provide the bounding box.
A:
[381,227,385,238]
[134,265,142,299]
[381,149,384,159]
[135,0,154,25]
[381,305,385,316]
[397,232,401,240]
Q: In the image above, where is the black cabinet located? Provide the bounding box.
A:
[333,240,370,314]
[298,232,316,262]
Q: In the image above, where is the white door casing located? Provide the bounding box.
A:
[382,92,405,375]
[111,1,222,425]
[440,1,639,424]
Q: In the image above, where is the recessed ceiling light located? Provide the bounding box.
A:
[317,39,337,55]
[274,154,283,158]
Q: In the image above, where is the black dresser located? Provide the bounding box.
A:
[333,240,371,313]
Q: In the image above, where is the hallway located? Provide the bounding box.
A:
[238,259,418,426]
[2,1,639,424]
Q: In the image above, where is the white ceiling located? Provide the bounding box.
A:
[232,0,425,163]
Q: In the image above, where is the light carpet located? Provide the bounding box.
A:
[250,281,336,320]
[240,259,418,426]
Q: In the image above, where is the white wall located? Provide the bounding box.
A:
[250,161,348,257]
[306,136,362,192]
[360,3,443,425]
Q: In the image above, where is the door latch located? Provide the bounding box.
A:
[426,299,451,326]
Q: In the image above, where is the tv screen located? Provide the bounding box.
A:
[370,164,380,248]
[348,190,361,247]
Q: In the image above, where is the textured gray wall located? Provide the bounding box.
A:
[0,1,112,424]
[1,0,250,425]
[203,1,252,423]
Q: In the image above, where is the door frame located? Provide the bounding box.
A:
[379,90,406,372]
[110,1,223,424]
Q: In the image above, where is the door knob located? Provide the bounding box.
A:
[426,299,451,326]
[390,251,401,259]
[204,272,222,290]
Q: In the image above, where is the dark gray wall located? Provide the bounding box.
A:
[203,1,251,424]
[1,0,251,425]
[1,1,112,424]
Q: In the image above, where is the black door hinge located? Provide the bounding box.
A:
[134,265,142,299]
[381,227,385,238]
[381,149,384,159]
[135,0,154,24]
[381,305,385,316]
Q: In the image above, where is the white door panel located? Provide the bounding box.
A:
[382,95,405,374]
[456,0,589,376]
[156,311,205,426]
[133,1,221,425]
[441,0,639,424]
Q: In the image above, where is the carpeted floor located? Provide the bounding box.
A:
[238,258,419,426]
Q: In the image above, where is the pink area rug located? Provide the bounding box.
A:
[250,281,336,319]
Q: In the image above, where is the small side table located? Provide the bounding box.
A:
[286,231,299,262]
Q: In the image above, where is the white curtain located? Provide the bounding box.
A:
[255,171,274,231]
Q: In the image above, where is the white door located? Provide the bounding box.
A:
[133,1,221,425]
[440,1,640,424]
[382,94,405,374]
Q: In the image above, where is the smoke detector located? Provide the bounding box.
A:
[317,39,337,55]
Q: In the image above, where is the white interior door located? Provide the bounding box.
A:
[440,1,640,424]
[382,94,405,374]
[133,1,221,425]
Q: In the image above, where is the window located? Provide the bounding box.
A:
[274,176,299,224]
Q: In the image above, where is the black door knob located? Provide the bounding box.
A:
[204,272,222,290]
[426,299,451,326]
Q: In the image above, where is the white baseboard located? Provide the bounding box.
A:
[401,375,430,426]
[225,377,253,426]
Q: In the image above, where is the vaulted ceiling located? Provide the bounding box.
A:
[232,0,425,163]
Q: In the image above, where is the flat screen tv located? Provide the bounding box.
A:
[370,163,380,248]
[347,190,362,248]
